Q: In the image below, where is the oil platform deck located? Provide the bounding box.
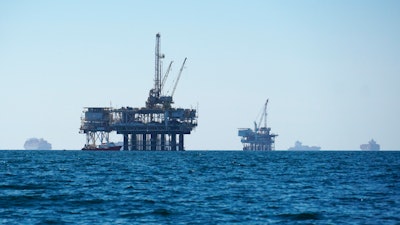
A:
[238,99,277,151]
[80,33,197,151]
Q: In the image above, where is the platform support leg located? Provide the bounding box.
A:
[171,134,177,151]
[123,134,128,151]
[179,133,184,151]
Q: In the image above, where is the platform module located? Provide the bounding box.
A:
[238,99,277,151]
[80,33,197,151]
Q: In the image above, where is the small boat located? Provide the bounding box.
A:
[82,142,122,151]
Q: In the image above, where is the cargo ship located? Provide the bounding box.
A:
[82,142,122,151]
[287,141,321,151]
[360,139,380,151]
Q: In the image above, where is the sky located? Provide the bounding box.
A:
[0,0,399,150]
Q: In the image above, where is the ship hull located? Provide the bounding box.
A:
[81,146,122,151]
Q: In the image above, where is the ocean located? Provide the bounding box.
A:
[0,150,399,224]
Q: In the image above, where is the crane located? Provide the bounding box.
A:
[161,61,173,93]
[171,57,187,97]
[255,99,269,133]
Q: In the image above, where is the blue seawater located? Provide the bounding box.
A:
[0,150,399,224]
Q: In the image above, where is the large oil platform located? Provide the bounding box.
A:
[80,33,198,151]
[238,99,278,151]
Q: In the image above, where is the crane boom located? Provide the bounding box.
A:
[171,57,187,97]
[161,61,173,92]
[256,99,269,132]
[264,99,269,128]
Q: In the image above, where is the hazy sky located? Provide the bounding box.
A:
[1,1,399,150]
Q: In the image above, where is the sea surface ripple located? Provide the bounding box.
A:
[0,150,399,224]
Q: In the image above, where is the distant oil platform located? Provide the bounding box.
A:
[238,99,278,151]
[80,33,198,151]
[360,139,380,151]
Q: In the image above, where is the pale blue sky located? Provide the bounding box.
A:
[1,1,399,150]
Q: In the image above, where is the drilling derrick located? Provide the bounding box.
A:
[238,99,278,151]
[146,33,165,108]
[80,33,197,151]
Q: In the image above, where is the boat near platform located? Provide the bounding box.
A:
[82,142,122,151]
